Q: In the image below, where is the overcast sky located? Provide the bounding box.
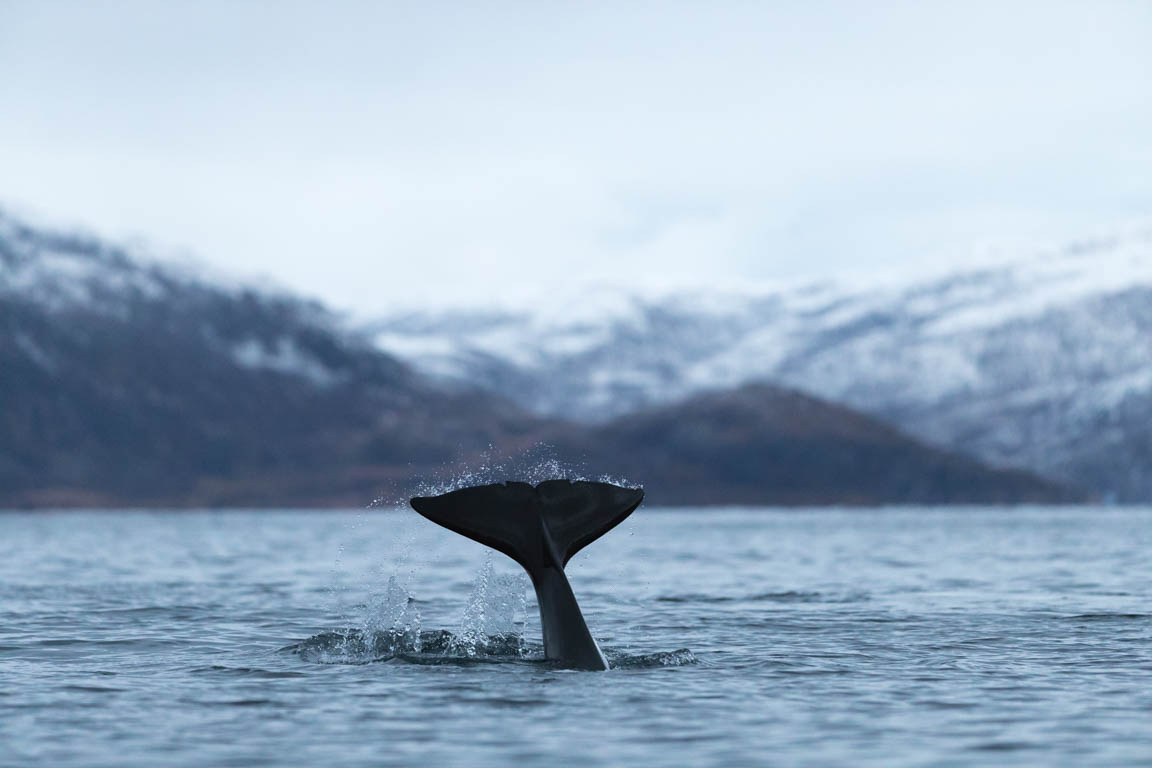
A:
[1,1,1150,311]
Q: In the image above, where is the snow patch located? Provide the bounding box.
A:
[231,338,337,387]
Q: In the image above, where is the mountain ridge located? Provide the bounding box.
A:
[369,231,1152,500]
[0,209,1083,507]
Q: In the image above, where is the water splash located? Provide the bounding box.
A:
[369,443,641,509]
[605,648,699,668]
[363,574,422,650]
[283,630,695,669]
[321,504,424,662]
[449,551,529,658]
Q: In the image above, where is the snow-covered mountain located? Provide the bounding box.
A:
[0,207,1075,506]
[0,210,540,506]
[370,231,1152,500]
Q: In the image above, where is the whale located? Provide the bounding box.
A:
[410,479,644,670]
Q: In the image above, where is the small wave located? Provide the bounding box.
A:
[190,665,307,679]
[284,628,695,670]
[1061,613,1149,621]
[178,697,280,707]
[968,741,1036,752]
[60,685,125,693]
[751,590,827,602]
[283,628,534,665]
[657,591,819,603]
[655,590,863,604]
[607,648,698,668]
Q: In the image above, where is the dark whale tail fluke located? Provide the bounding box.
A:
[410,480,644,670]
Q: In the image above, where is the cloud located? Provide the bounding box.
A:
[1,0,1149,311]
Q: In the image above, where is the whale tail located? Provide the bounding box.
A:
[410,480,644,570]
[410,479,644,670]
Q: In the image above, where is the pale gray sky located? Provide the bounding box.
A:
[1,1,1150,311]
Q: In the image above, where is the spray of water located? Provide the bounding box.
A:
[368,442,641,509]
[447,550,530,657]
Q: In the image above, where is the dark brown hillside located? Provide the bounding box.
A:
[542,384,1078,505]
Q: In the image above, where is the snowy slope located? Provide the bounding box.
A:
[3,208,1073,506]
[0,209,548,506]
[0,213,170,309]
[0,211,353,384]
[370,231,1152,500]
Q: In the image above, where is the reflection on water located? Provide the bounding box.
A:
[1,507,1150,767]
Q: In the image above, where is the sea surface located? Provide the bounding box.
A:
[1,507,1150,767]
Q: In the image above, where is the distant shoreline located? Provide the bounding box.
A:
[2,503,1140,513]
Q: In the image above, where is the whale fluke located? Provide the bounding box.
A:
[410,480,643,670]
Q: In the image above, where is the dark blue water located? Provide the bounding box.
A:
[2,508,1150,767]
